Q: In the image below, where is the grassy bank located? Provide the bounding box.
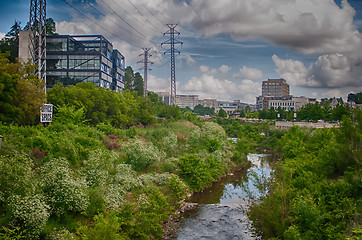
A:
[0,120,247,239]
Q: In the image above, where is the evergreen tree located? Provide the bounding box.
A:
[133,72,144,96]
[124,66,134,90]
[218,108,227,118]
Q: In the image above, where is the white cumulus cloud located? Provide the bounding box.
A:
[233,66,263,80]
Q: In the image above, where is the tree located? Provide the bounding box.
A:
[218,108,227,118]
[297,103,325,121]
[0,21,22,63]
[45,18,58,35]
[0,53,46,124]
[124,66,134,90]
[348,92,362,104]
[133,72,144,96]
[239,109,246,118]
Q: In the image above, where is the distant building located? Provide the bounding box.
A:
[19,33,125,92]
[256,78,315,111]
[199,99,218,109]
[262,78,290,97]
[176,95,199,109]
[157,92,171,105]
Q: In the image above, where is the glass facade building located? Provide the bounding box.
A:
[46,35,125,92]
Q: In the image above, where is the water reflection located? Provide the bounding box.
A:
[175,154,271,240]
[188,154,272,205]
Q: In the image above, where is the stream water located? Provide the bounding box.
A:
[174,154,272,240]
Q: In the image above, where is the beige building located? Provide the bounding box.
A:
[262,78,290,97]
[175,95,199,109]
[199,99,218,109]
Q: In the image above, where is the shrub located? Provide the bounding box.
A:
[8,194,50,239]
[201,122,226,139]
[178,154,212,191]
[0,153,36,203]
[124,139,165,171]
[166,174,188,201]
[41,158,89,216]
[162,132,178,155]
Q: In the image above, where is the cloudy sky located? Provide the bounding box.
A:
[1,0,361,104]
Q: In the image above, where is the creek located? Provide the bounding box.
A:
[174,153,272,240]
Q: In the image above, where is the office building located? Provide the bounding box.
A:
[45,35,125,91]
[262,78,290,97]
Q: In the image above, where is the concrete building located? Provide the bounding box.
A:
[175,95,199,109]
[157,92,171,105]
[199,99,218,109]
[217,100,239,114]
[19,33,125,92]
[262,78,290,97]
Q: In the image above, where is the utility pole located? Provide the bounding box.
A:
[29,0,47,90]
[161,24,183,105]
[137,48,153,97]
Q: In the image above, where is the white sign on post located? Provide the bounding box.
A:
[40,104,53,123]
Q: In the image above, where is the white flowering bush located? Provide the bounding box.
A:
[41,158,89,216]
[201,122,227,139]
[82,149,120,188]
[188,128,202,145]
[9,194,50,239]
[124,138,166,171]
[138,173,170,186]
[104,164,140,210]
[45,228,75,240]
[162,132,178,154]
[0,153,37,203]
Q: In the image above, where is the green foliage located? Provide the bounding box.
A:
[47,83,155,127]
[8,194,50,239]
[178,154,216,191]
[347,92,362,104]
[41,158,89,216]
[0,53,46,125]
[206,138,221,153]
[124,138,165,171]
[0,119,237,239]
[54,105,86,125]
[156,105,182,120]
[0,226,27,240]
[193,104,215,116]
[77,212,124,240]
[217,108,227,118]
[0,153,36,204]
[249,112,362,239]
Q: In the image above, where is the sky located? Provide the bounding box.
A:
[0,0,361,104]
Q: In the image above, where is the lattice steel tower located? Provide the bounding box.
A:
[29,0,47,85]
[138,48,153,97]
[161,24,182,105]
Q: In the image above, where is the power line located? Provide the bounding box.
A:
[62,0,142,48]
[105,0,161,35]
[126,0,163,33]
[135,0,165,29]
[87,2,154,45]
[96,0,151,42]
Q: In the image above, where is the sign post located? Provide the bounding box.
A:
[40,104,53,124]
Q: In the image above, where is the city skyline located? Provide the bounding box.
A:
[0,0,361,104]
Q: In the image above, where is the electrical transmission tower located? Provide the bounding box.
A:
[161,24,183,105]
[29,0,47,86]
[137,48,153,97]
